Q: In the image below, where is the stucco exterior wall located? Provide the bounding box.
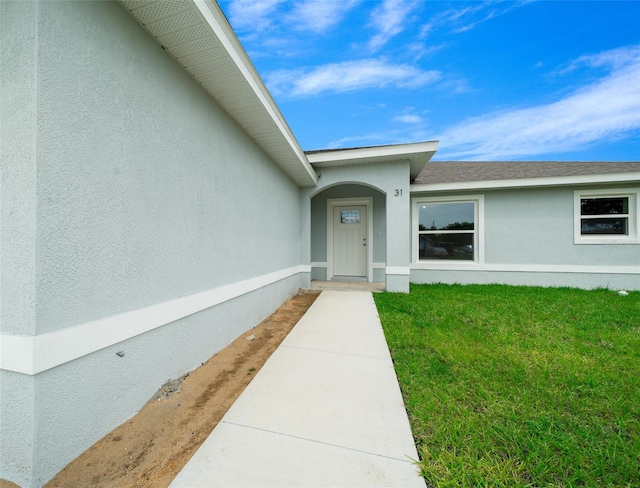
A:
[35,1,301,334]
[1,3,39,485]
[411,185,640,289]
[0,371,36,485]
[1,2,304,487]
[1,0,37,337]
[484,186,637,266]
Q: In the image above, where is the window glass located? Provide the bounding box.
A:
[418,202,474,231]
[581,218,628,235]
[581,197,628,216]
[416,199,478,261]
[340,210,360,224]
[419,233,474,260]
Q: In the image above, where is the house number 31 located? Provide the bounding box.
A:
[394,189,403,196]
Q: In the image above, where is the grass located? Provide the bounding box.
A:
[374,284,640,487]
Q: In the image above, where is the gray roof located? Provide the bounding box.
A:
[414,162,640,184]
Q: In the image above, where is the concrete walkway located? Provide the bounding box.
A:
[170,290,425,488]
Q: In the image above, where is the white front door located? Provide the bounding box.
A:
[333,206,367,277]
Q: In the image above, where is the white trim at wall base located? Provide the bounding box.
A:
[411,263,639,275]
[386,266,411,275]
[312,262,386,269]
[0,266,307,376]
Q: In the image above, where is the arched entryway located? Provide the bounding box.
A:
[310,183,386,283]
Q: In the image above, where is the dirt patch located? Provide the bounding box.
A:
[35,290,319,488]
[0,481,21,488]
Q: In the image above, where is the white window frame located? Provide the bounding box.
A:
[412,195,484,266]
[574,189,639,245]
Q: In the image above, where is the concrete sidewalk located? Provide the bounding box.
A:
[170,290,425,488]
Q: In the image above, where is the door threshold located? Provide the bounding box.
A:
[310,280,386,292]
[330,276,368,283]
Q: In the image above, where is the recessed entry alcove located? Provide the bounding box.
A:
[310,183,387,283]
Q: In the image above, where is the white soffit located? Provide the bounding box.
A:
[307,141,439,180]
[118,0,317,187]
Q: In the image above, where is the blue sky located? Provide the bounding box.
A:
[217,1,640,161]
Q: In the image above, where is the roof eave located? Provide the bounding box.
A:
[307,141,439,179]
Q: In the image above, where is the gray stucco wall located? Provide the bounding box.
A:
[1,0,37,337]
[35,1,301,334]
[0,371,36,485]
[484,186,637,266]
[1,3,39,483]
[1,2,304,486]
[411,185,640,289]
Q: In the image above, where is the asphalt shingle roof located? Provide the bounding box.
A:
[414,162,640,184]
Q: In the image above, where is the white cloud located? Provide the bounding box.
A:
[327,131,404,149]
[420,1,531,38]
[436,46,640,160]
[289,0,360,33]
[407,42,446,62]
[368,0,420,51]
[559,45,640,74]
[393,114,423,124]
[327,127,437,150]
[266,59,441,97]
[226,0,286,31]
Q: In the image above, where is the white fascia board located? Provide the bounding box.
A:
[307,141,437,163]
[194,1,317,186]
[308,141,438,175]
[410,171,640,193]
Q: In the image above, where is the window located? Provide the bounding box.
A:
[414,196,483,262]
[574,190,638,244]
[340,210,360,224]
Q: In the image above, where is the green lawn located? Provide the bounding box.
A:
[374,284,640,487]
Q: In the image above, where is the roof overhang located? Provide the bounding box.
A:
[306,141,439,180]
[118,0,317,187]
[410,171,640,193]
